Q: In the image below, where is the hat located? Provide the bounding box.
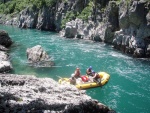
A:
[89,66,92,69]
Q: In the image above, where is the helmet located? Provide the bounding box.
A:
[92,70,95,73]
[89,66,92,69]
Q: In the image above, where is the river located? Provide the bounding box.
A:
[0,25,150,113]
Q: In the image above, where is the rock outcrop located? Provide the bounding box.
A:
[0,74,114,113]
[112,0,150,58]
[0,30,12,48]
[18,6,38,29]
[0,30,13,73]
[26,45,54,67]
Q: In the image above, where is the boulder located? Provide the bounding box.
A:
[133,48,145,58]
[0,51,12,73]
[0,45,9,51]
[65,21,77,38]
[146,44,150,57]
[26,45,54,67]
[0,74,113,113]
[0,30,12,47]
[0,61,12,73]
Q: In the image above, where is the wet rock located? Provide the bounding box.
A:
[0,30,12,47]
[133,48,145,58]
[65,21,77,38]
[0,61,12,73]
[0,45,9,51]
[0,49,12,73]
[26,45,54,67]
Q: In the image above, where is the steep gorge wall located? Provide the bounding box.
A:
[1,0,150,58]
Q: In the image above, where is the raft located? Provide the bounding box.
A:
[58,72,110,89]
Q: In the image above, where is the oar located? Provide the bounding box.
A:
[56,75,62,79]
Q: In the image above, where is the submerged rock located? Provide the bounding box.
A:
[0,74,114,113]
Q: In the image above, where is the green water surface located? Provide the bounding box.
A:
[0,25,150,113]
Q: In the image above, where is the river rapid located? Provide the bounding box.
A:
[0,25,150,113]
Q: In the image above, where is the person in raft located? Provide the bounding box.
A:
[69,74,76,85]
[73,67,81,79]
[86,66,93,76]
[91,70,101,85]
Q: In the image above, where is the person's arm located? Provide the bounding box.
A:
[92,74,96,78]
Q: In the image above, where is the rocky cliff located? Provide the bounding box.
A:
[0,30,12,73]
[0,74,114,113]
[1,0,150,58]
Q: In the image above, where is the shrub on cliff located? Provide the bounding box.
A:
[0,0,59,14]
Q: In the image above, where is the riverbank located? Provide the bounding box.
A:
[0,74,114,113]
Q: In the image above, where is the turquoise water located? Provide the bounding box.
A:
[0,25,150,113]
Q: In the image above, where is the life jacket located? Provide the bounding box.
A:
[95,73,100,79]
[81,76,89,82]
[86,68,92,75]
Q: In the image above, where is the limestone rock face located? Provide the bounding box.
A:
[36,6,55,31]
[129,1,146,27]
[65,21,77,38]
[112,0,150,58]
[18,6,38,29]
[26,45,54,67]
[0,74,112,113]
[146,11,150,26]
[0,30,12,47]
[119,0,129,29]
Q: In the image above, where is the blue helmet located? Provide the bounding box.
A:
[89,66,92,69]
[92,70,95,73]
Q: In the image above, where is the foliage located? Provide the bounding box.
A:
[61,11,76,28]
[77,1,93,22]
[0,0,58,14]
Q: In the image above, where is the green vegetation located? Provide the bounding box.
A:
[77,1,93,21]
[61,11,76,28]
[61,1,94,28]
[0,0,58,14]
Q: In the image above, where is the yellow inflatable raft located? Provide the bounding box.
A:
[58,72,110,90]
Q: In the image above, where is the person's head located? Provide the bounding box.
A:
[71,74,75,79]
[71,73,75,77]
[76,67,80,71]
[92,70,95,74]
[89,66,92,69]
